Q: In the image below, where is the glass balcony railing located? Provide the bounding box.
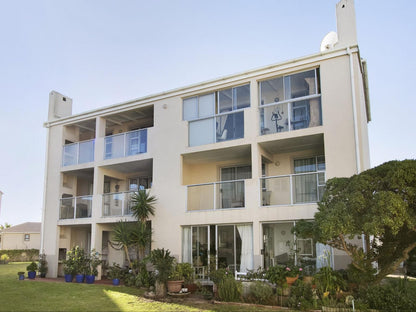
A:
[59,195,93,219]
[102,191,138,217]
[62,140,95,166]
[260,97,321,135]
[189,111,244,147]
[260,172,325,206]
[104,129,147,160]
[187,180,245,211]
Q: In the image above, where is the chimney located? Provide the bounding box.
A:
[336,0,358,47]
[48,91,72,121]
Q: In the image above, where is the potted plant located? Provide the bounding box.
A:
[73,246,87,283]
[38,253,48,278]
[177,262,196,293]
[149,248,175,297]
[62,247,76,282]
[26,262,37,279]
[108,263,123,286]
[85,249,101,284]
[284,264,303,286]
[17,271,25,280]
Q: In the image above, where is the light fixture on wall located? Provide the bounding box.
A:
[274,161,280,167]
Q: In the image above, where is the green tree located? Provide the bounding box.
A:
[130,190,156,223]
[294,160,416,284]
[112,220,136,268]
[0,223,11,230]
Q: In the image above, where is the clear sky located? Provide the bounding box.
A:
[0,1,415,226]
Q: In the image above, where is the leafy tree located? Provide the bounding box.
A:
[112,220,136,268]
[294,160,416,284]
[0,223,11,230]
[130,190,156,223]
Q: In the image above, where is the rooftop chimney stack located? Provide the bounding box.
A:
[336,0,358,47]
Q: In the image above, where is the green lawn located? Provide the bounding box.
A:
[0,263,283,312]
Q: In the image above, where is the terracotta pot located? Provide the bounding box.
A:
[285,275,299,286]
[167,280,184,293]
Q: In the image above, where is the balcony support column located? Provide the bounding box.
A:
[90,223,103,280]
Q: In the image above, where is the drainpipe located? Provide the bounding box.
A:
[347,47,361,174]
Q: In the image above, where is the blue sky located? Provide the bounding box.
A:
[0,0,415,226]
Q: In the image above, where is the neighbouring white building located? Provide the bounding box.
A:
[41,0,370,278]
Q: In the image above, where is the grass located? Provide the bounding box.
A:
[0,263,284,312]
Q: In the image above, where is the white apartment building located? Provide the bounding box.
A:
[41,0,370,278]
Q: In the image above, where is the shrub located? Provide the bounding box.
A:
[0,254,10,264]
[209,268,231,285]
[217,277,241,302]
[287,280,314,311]
[358,278,416,311]
[26,262,38,272]
[0,249,39,261]
[248,281,274,305]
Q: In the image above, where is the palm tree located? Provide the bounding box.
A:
[112,220,135,268]
[130,190,156,223]
[131,222,152,261]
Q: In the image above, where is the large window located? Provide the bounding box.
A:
[263,222,332,273]
[259,69,321,135]
[183,84,250,146]
[182,223,253,277]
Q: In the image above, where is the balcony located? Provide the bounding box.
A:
[60,196,92,219]
[260,172,325,206]
[260,97,322,135]
[102,191,137,217]
[187,180,245,211]
[62,140,95,166]
[104,128,147,160]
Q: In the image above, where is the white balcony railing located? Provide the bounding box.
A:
[260,172,325,206]
[187,180,245,211]
[104,128,147,160]
[60,195,93,219]
[102,191,138,217]
[62,139,95,166]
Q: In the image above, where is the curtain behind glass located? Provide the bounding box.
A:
[182,227,191,264]
[294,173,317,203]
[236,224,253,272]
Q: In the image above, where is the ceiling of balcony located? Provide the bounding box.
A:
[101,158,153,174]
[259,133,324,154]
[105,105,154,129]
[182,145,251,164]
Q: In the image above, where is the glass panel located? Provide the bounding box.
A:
[187,184,214,211]
[260,77,284,106]
[294,158,316,173]
[291,100,310,130]
[293,173,318,203]
[262,176,291,206]
[218,88,232,113]
[236,224,253,272]
[192,226,208,267]
[104,133,124,159]
[183,97,198,120]
[62,144,77,166]
[260,103,289,135]
[139,129,147,153]
[236,166,252,180]
[102,193,123,216]
[60,198,74,219]
[317,156,326,171]
[288,69,316,99]
[217,225,235,269]
[182,227,192,264]
[78,140,94,164]
[263,222,294,268]
[76,196,92,218]
[198,93,215,118]
[216,111,244,142]
[235,84,250,109]
[189,118,215,147]
[218,181,245,209]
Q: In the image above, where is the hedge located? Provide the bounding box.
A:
[0,249,39,262]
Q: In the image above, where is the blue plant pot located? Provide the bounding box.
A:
[75,274,85,283]
[19,275,25,280]
[64,274,73,282]
[27,271,36,279]
[112,278,120,286]
[85,275,95,284]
